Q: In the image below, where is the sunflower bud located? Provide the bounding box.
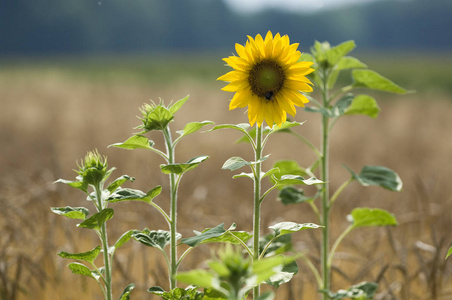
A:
[138,101,174,132]
[76,150,108,187]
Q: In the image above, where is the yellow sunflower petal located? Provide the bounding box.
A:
[221,80,248,92]
[217,70,247,82]
[276,95,297,116]
[284,79,314,92]
[229,89,250,109]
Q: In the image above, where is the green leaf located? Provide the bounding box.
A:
[251,255,294,285]
[345,95,380,118]
[325,40,356,66]
[269,222,323,238]
[114,230,136,251]
[119,283,135,300]
[133,229,180,251]
[446,246,452,260]
[209,123,252,144]
[328,69,340,89]
[272,160,308,179]
[332,94,355,117]
[222,155,269,172]
[349,208,398,229]
[177,121,214,137]
[347,165,403,192]
[169,95,189,114]
[181,223,243,247]
[58,246,101,264]
[175,270,217,290]
[337,56,368,71]
[260,234,293,257]
[78,208,114,230]
[67,262,99,280]
[51,206,89,220]
[266,260,298,288]
[277,186,314,205]
[270,121,304,134]
[232,172,254,180]
[272,175,323,187]
[109,135,154,150]
[256,291,275,300]
[107,175,135,193]
[149,286,205,300]
[160,155,209,175]
[107,186,162,203]
[322,281,378,299]
[54,178,88,193]
[262,167,280,179]
[352,69,407,94]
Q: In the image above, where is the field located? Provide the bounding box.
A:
[1,54,452,299]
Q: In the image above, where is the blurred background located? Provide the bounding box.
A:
[1,0,452,299]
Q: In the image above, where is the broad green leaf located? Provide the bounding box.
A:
[446,246,452,260]
[325,40,356,66]
[78,208,114,230]
[58,246,101,264]
[201,230,253,246]
[260,234,293,257]
[169,95,189,114]
[349,208,398,229]
[322,281,378,299]
[54,178,88,193]
[132,229,180,251]
[109,135,154,150]
[352,69,407,94]
[272,175,323,187]
[328,68,340,89]
[177,121,214,136]
[51,206,89,220]
[332,94,355,117]
[270,121,304,133]
[107,186,162,203]
[181,223,238,247]
[269,222,323,238]
[251,255,292,285]
[345,95,380,118]
[337,56,368,71]
[160,155,209,175]
[262,167,280,179]
[222,157,249,171]
[107,175,135,193]
[222,155,269,172]
[232,172,254,180]
[114,230,136,251]
[67,262,99,280]
[272,160,308,179]
[266,260,298,288]
[175,270,217,290]
[347,165,403,192]
[277,186,314,205]
[119,283,135,300]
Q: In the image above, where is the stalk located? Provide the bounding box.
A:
[320,66,331,300]
[163,127,178,290]
[252,125,263,299]
[96,184,112,300]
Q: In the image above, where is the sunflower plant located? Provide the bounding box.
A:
[52,150,159,300]
[267,40,407,299]
[110,96,213,294]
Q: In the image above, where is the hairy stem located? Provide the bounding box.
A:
[253,125,263,299]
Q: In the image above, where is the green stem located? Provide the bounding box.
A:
[300,253,323,288]
[95,184,112,300]
[320,66,331,300]
[163,127,178,290]
[289,131,322,158]
[329,178,353,208]
[252,124,263,299]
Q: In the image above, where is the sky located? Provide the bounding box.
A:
[223,0,382,13]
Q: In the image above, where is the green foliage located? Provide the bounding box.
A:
[177,121,214,137]
[109,135,155,150]
[349,208,398,229]
[446,246,452,260]
[119,284,135,300]
[50,206,89,220]
[345,95,380,118]
[347,165,403,192]
[132,229,181,252]
[149,286,205,300]
[107,186,162,203]
[181,223,252,248]
[160,155,210,175]
[58,246,102,264]
[269,222,323,238]
[78,208,114,230]
[352,69,408,94]
[67,262,100,281]
[322,282,378,299]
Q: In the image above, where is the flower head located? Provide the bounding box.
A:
[76,149,108,186]
[218,31,314,127]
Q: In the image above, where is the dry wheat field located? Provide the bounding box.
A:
[1,60,452,299]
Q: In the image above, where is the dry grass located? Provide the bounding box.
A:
[1,65,452,299]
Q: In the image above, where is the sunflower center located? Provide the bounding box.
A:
[248,59,285,101]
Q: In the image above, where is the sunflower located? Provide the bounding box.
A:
[218,31,314,127]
